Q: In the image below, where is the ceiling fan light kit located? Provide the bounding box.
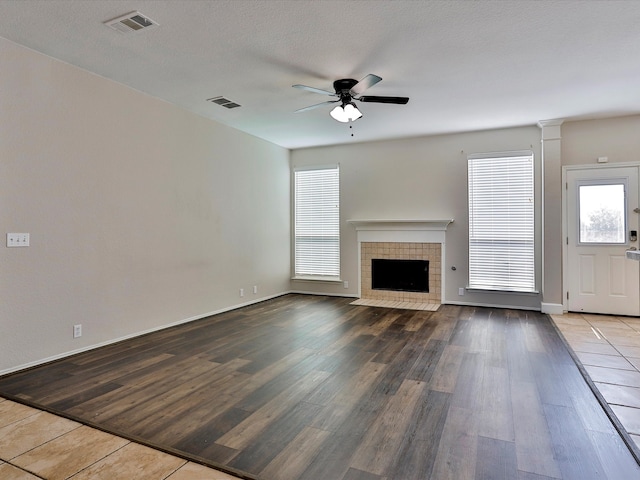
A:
[330,102,362,123]
[293,74,409,123]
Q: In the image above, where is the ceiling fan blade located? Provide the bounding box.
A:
[292,84,337,96]
[358,96,409,105]
[349,74,382,96]
[294,100,340,113]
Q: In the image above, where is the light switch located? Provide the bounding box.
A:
[7,233,30,247]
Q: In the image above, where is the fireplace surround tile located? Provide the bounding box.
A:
[361,242,441,304]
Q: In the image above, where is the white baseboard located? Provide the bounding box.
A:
[289,290,358,298]
[0,292,287,377]
[1,292,551,377]
[541,303,565,315]
[444,300,541,311]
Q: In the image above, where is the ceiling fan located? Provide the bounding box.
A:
[292,74,409,122]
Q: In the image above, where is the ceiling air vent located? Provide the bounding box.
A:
[104,11,159,34]
[207,97,241,109]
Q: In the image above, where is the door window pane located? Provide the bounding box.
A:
[579,184,625,243]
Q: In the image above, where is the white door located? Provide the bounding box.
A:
[566,166,640,316]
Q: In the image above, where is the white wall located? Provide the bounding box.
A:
[291,126,543,310]
[0,38,291,374]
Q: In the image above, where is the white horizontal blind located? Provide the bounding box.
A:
[468,153,535,292]
[294,166,340,277]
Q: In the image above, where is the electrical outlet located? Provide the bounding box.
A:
[7,233,30,247]
[240,288,244,297]
[253,285,258,294]
[73,324,82,338]
[343,280,349,289]
[458,288,465,296]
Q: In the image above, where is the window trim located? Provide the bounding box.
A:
[467,150,536,293]
[293,164,340,280]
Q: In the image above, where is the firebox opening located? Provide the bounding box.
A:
[371,259,429,293]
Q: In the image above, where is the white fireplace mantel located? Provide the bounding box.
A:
[348,219,453,244]
[349,219,453,303]
[348,219,453,231]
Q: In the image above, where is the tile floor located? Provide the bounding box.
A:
[0,397,240,480]
[350,298,440,311]
[551,312,640,450]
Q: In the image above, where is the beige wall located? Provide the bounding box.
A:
[0,38,291,373]
[291,115,640,312]
[555,115,640,312]
[291,126,543,310]
[5,35,640,374]
[562,115,640,166]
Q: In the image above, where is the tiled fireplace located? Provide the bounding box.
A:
[361,241,441,304]
[349,220,453,307]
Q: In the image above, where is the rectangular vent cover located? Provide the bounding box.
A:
[105,11,159,34]
[207,97,241,109]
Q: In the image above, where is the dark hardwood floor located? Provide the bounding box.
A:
[1,294,639,480]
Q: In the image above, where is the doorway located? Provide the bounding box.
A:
[565,165,640,315]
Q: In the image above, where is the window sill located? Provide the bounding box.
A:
[465,287,540,296]
[292,276,342,284]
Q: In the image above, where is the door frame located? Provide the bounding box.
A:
[562,161,640,314]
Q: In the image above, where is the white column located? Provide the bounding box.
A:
[539,119,564,314]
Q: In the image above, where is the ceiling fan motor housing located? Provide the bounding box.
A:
[333,79,359,93]
[334,79,359,102]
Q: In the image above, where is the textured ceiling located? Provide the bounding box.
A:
[1,0,640,149]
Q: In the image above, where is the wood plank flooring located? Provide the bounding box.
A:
[1,294,639,480]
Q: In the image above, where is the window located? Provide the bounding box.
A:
[468,152,535,292]
[578,181,626,244]
[294,165,340,278]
